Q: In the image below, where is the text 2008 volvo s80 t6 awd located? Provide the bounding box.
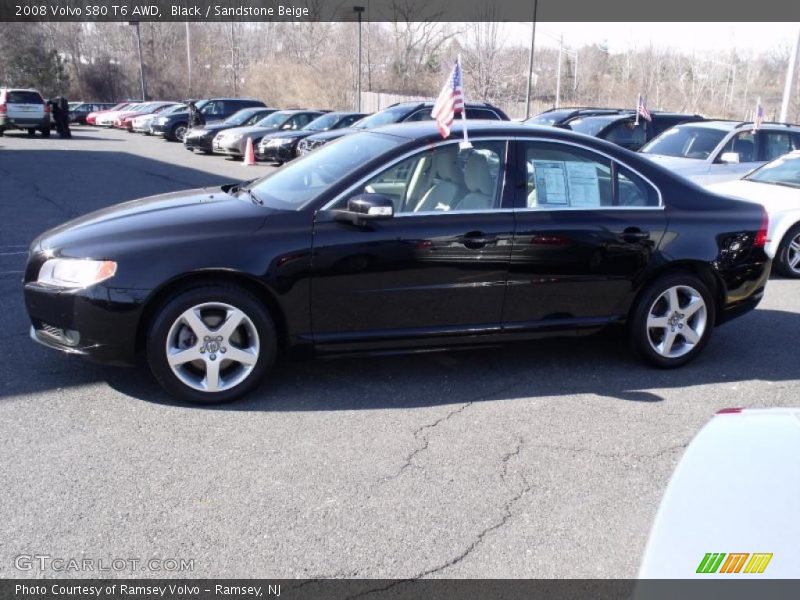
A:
[23,122,771,403]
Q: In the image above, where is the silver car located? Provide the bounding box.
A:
[212,110,323,157]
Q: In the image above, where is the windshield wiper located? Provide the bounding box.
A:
[239,186,264,205]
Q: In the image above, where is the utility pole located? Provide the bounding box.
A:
[185,22,192,97]
[129,22,146,101]
[354,6,365,111]
[229,22,237,96]
[555,33,563,108]
[524,0,538,119]
[780,27,800,123]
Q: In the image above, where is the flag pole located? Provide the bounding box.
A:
[458,55,472,150]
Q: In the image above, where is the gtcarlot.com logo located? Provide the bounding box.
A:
[696,552,773,574]
[14,554,195,573]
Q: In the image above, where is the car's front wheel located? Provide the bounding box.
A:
[629,272,715,368]
[170,123,188,142]
[147,285,277,403]
[775,224,800,278]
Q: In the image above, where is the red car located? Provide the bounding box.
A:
[86,102,130,125]
[113,102,178,131]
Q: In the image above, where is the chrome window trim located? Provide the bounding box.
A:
[321,135,666,214]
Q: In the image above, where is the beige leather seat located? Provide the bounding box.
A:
[414,149,463,212]
[457,153,495,211]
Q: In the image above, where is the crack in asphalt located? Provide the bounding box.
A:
[0,164,77,219]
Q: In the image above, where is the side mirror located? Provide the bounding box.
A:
[334,193,394,224]
[720,152,740,164]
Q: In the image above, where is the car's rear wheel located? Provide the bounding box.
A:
[147,285,277,403]
[630,272,715,368]
[775,224,800,278]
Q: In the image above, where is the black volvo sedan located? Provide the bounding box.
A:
[23,122,771,403]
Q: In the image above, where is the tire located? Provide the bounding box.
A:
[27,128,36,136]
[40,128,50,137]
[146,284,277,404]
[170,123,188,142]
[629,272,715,368]
[775,224,800,278]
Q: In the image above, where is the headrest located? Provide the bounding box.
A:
[464,153,493,195]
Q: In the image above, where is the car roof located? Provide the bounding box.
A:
[372,120,607,142]
[677,119,800,132]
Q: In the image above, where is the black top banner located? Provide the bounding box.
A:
[2,0,800,22]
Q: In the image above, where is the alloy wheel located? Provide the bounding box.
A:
[646,285,707,359]
[174,125,187,141]
[165,302,260,393]
[787,232,800,275]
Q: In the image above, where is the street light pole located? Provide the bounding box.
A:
[524,0,538,119]
[129,21,146,101]
[780,27,800,123]
[185,22,192,97]
[354,6,365,111]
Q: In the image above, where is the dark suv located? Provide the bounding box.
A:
[297,101,508,155]
[526,107,630,127]
[559,111,706,151]
[151,98,266,142]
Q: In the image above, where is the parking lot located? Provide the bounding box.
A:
[1,126,799,579]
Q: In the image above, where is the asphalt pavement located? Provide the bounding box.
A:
[0,126,798,579]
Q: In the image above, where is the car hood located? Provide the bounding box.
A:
[197,121,240,134]
[33,187,274,258]
[261,129,317,141]
[639,154,708,170]
[707,179,800,212]
[219,125,281,137]
[305,127,360,142]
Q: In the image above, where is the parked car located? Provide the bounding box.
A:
[184,107,278,154]
[638,408,799,578]
[131,104,186,134]
[95,102,146,127]
[560,111,706,151]
[152,98,267,142]
[0,88,50,137]
[257,111,368,164]
[86,102,131,125]
[212,109,326,158]
[525,107,630,126]
[114,101,178,130]
[640,120,800,185]
[297,101,508,155]
[69,102,117,124]
[708,150,800,277]
[24,121,770,403]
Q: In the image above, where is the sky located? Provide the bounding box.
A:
[503,22,800,54]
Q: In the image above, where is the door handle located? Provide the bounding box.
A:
[620,227,650,243]
[458,231,497,249]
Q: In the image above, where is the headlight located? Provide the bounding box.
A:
[37,258,117,289]
[267,138,292,147]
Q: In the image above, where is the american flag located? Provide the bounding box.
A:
[753,99,764,131]
[637,94,652,122]
[432,58,465,138]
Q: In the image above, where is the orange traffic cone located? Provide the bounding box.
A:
[243,137,256,166]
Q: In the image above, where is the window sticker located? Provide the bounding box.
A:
[532,160,601,207]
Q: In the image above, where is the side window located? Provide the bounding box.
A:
[761,131,797,162]
[404,109,433,122]
[355,141,506,214]
[617,166,659,207]
[604,121,646,149]
[337,115,359,127]
[464,108,500,120]
[524,143,613,208]
[718,131,757,163]
[201,101,224,116]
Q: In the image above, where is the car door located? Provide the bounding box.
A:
[505,139,666,330]
[709,130,762,183]
[310,139,515,345]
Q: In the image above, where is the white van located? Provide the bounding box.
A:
[0,88,50,137]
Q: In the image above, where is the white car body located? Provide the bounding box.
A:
[95,103,143,127]
[709,178,800,260]
[639,408,800,579]
[641,121,800,186]
[131,113,158,133]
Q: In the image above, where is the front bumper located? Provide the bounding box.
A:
[212,138,245,156]
[257,142,296,162]
[25,281,146,366]
[151,122,169,136]
[184,135,214,152]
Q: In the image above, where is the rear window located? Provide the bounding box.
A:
[7,91,43,104]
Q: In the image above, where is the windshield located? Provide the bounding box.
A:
[247,132,405,210]
[640,126,728,159]
[304,113,342,131]
[745,153,800,187]
[225,109,260,126]
[353,105,412,129]
[164,104,186,115]
[564,117,616,137]
[255,111,292,128]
